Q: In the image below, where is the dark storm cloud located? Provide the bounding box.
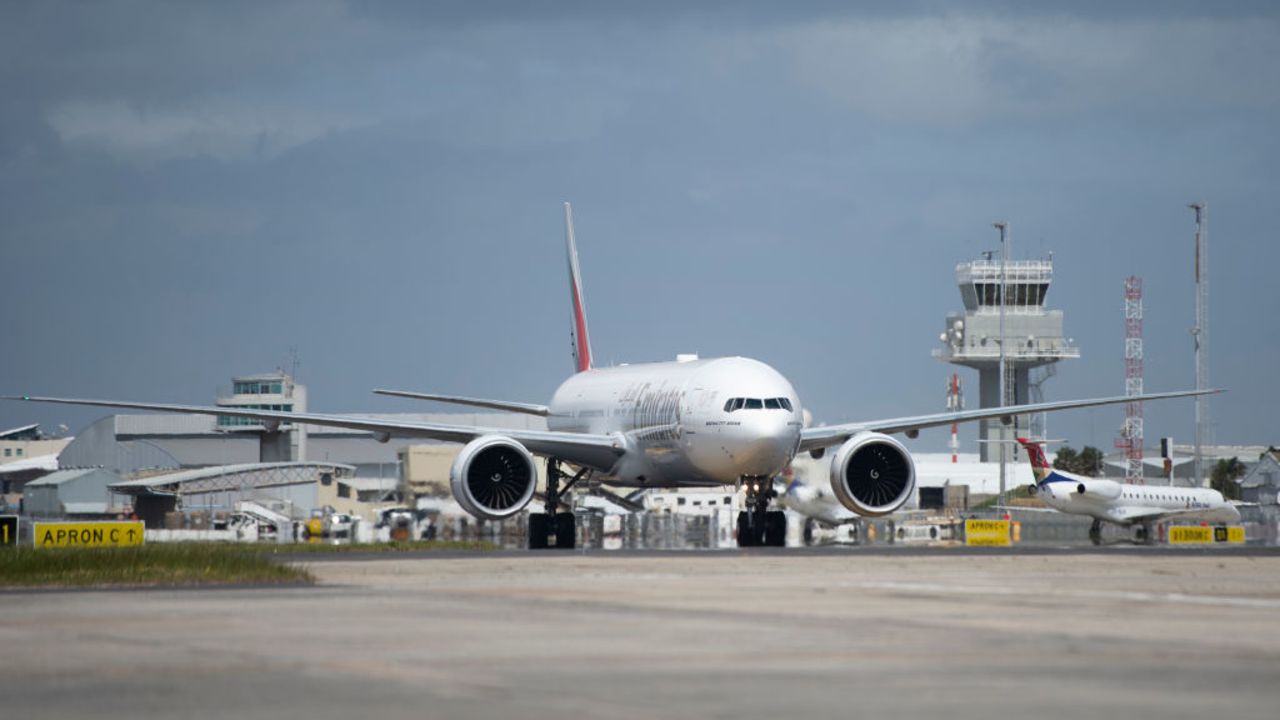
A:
[1,1,1277,451]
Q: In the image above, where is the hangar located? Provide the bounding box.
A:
[107,461,361,528]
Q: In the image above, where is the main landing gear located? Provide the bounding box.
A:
[737,477,786,547]
[1089,519,1103,546]
[528,457,586,550]
[1133,520,1155,546]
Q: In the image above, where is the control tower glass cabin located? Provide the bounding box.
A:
[933,257,1078,462]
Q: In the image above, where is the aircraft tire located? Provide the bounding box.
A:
[802,517,817,546]
[528,513,550,550]
[736,511,758,547]
[554,512,576,549]
[764,511,787,547]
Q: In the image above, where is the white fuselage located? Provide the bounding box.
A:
[778,482,856,526]
[547,356,804,488]
[1036,471,1240,525]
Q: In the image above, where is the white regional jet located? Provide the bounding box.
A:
[6,204,1216,549]
[1016,438,1240,545]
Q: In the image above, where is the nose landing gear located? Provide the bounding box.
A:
[737,477,786,547]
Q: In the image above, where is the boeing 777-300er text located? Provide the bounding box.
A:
[1016,438,1239,545]
[5,204,1218,548]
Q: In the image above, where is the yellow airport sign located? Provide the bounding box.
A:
[34,521,144,548]
[1167,525,1245,545]
[1,516,17,546]
[965,519,1011,546]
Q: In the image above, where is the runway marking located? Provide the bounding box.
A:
[844,581,1280,610]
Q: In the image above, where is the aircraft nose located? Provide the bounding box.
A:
[727,413,797,475]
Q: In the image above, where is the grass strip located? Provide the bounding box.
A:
[0,544,314,589]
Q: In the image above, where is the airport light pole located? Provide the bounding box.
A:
[994,221,1009,506]
[1187,202,1209,487]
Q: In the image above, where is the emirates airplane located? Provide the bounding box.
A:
[1016,438,1239,545]
[7,204,1213,549]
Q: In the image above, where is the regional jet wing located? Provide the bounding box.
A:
[3,395,621,470]
[372,389,550,416]
[799,389,1218,453]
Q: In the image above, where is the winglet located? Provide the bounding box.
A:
[564,202,594,373]
[1016,437,1053,483]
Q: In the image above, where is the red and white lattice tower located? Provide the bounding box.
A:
[946,373,963,463]
[1115,276,1144,483]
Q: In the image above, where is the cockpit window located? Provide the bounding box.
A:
[724,397,793,413]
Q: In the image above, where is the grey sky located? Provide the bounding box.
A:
[2,1,1277,453]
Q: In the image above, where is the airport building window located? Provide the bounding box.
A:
[15,448,21,456]
[337,483,350,499]
[234,381,285,395]
[3,449,9,457]
[216,403,297,427]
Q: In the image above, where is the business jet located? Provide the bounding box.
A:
[5,203,1215,549]
[1016,438,1239,545]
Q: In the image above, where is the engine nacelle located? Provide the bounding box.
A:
[450,435,538,520]
[1075,478,1122,501]
[829,432,916,517]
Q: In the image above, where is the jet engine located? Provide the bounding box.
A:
[1074,479,1122,501]
[829,432,916,517]
[450,435,539,520]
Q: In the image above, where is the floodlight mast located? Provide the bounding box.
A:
[1188,202,1209,487]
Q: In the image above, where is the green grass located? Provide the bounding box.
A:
[257,540,499,554]
[0,544,314,589]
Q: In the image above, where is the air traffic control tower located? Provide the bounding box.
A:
[934,256,1079,461]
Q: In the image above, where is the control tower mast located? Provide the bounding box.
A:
[1115,276,1144,484]
[934,248,1079,462]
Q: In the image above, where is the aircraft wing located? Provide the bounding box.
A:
[372,388,550,416]
[3,395,622,470]
[799,389,1218,453]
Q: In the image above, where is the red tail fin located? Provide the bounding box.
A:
[564,202,593,373]
[1016,437,1052,482]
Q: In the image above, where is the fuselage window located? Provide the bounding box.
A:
[744,398,763,409]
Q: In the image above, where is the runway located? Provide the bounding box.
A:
[4,549,1279,719]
